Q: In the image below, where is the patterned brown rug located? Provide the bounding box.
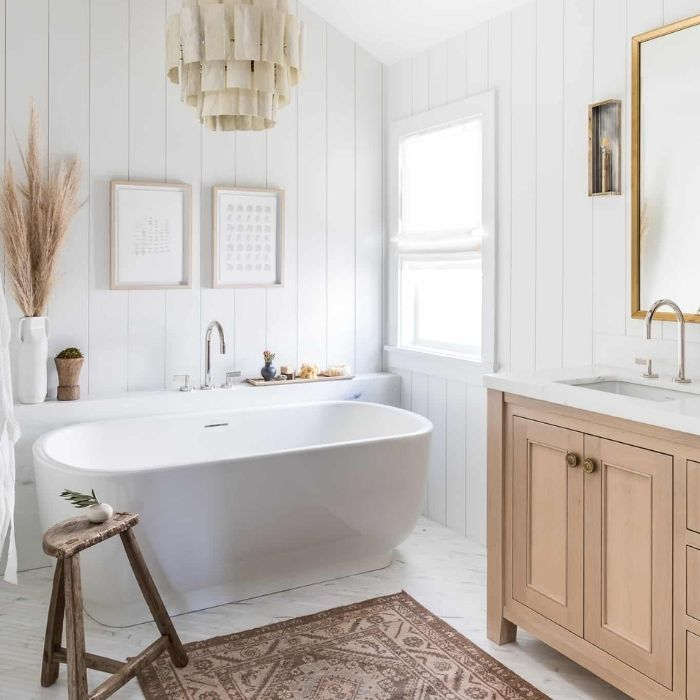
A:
[138,592,549,699]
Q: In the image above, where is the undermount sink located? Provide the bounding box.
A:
[559,378,700,402]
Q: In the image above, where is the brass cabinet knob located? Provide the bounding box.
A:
[566,452,579,468]
[583,458,597,474]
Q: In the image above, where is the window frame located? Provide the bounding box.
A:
[386,92,496,370]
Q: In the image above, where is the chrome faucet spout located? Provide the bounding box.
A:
[203,321,226,389]
[644,299,690,384]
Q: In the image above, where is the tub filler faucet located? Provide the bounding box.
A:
[202,321,226,390]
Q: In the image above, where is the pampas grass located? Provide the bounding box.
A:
[0,105,81,317]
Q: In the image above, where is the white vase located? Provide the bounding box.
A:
[17,316,50,404]
[86,503,114,524]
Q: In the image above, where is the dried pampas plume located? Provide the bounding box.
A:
[0,104,81,317]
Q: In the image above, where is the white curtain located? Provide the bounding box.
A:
[0,277,20,584]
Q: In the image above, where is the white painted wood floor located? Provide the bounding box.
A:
[0,518,627,700]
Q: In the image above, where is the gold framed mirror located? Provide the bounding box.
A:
[632,14,700,323]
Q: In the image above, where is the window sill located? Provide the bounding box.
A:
[383,346,495,384]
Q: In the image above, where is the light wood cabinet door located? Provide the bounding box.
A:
[584,436,673,689]
[512,417,584,636]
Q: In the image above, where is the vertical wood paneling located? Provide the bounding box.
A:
[6,0,49,393]
[411,52,430,115]
[466,385,487,545]
[410,373,428,413]
[127,0,167,391]
[48,0,90,397]
[297,7,327,370]
[410,373,429,515]
[592,0,626,340]
[535,0,564,370]
[326,28,356,369]
[386,0,700,543]
[396,369,412,410]
[509,2,537,372]
[200,127,236,384]
[387,59,413,121]
[266,91,299,373]
[355,48,384,374]
[235,131,268,375]
[5,0,48,163]
[427,376,447,524]
[445,380,467,535]
[164,0,202,389]
[664,0,700,22]
[562,0,594,366]
[467,23,490,95]
[446,34,468,103]
[7,2,383,400]
[429,42,448,108]
[489,14,512,371]
[89,0,129,394]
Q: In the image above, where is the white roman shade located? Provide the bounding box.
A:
[166,0,305,132]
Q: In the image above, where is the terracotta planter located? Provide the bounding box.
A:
[54,357,84,401]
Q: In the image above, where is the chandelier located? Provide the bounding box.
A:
[166,0,305,132]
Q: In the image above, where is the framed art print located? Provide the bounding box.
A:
[110,180,192,290]
[212,186,285,288]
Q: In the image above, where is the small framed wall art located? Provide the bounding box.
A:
[212,186,285,288]
[110,180,192,289]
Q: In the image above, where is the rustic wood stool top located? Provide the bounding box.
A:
[42,512,139,558]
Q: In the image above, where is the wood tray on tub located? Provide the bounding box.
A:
[246,374,354,387]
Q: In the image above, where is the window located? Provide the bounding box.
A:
[400,256,482,355]
[387,95,494,364]
[399,120,482,237]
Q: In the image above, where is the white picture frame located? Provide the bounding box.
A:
[212,186,285,288]
[110,180,192,290]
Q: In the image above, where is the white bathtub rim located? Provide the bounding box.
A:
[33,400,433,477]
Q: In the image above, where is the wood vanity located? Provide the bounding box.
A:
[487,387,700,700]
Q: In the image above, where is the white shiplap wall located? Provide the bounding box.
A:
[3,0,383,398]
[385,0,700,545]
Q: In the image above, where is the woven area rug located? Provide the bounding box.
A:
[138,592,549,700]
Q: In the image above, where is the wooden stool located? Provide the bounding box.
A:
[40,512,188,699]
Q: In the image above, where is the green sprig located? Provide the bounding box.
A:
[60,489,100,509]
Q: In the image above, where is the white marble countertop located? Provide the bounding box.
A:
[484,365,700,438]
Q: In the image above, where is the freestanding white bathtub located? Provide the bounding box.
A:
[33,400,431,626]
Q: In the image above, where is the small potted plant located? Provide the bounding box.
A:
[55,347,84,401]
[60,489,113,524]
[261,350,277,381]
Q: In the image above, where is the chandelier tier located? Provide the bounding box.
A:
[166,0,305,132]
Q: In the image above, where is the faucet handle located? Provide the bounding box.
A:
[635,358,658,379]
[221,371,242,389]
[174,374,193,392]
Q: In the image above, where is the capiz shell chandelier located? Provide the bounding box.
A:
[166,0,305,132]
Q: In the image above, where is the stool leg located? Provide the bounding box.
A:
[120,529,188,667]
[40,558,65,687]
[64,554,88,700]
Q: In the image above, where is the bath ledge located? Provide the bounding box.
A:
[484,365,700,439]
[15,372,397,417]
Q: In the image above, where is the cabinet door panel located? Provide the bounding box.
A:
[512,417,584,635]
[584,436,673,689]
[688,632,700,699]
